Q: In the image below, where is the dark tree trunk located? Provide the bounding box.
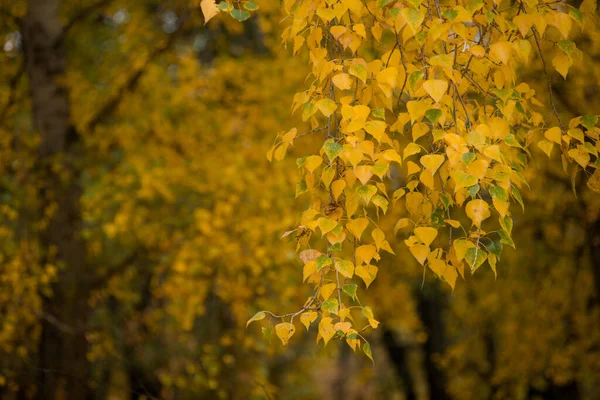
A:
[382,329,416,400]
[417,284,450,400]
[589,217,600,308]
[528,380,580,400]
[22,0,90,398]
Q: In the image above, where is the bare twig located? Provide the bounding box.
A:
[532,26,564,128]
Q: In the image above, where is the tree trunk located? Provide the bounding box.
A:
[417,284,450,400]
[22,0,90,398]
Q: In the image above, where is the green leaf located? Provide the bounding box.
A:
[296,180,308,197]
[499,215,513,234]
[329,242,343,252]
[461,152,476,166]
[569,6,583,23]
[558,40,576,56]
[321,298,339,314]
[243,0,259,10]
[511,186,525,211]
[468,184,480,198]
[356,185,377,204]
[296,157,306,168]
[349,64,368,83]
[440,192,452,210]
[316,255,333,271]
[465,247,487,273]
[408,71,424,91]
[302,102,317,121]
[230,9,251,21]
[218,1,233,11]
[343,283,358,299]
[581,115,598,130]
[261,326,273,342]
[489,186,508,201]
[363,341,374,363]
[498,229,515,249]
[373,108,386,119]
[322,141,344,161]
[442,9,458,20]
[487,239,503,258]
[378,0,393,7]
[425,108,443,124]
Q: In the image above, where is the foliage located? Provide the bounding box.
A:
[222,0,600,359]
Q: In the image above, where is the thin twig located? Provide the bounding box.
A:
[531,26,563,128]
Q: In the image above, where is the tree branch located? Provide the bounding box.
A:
[54,0,114,47]
[0,57,25,125]
[85,17,190,132]
[89,249,142,291]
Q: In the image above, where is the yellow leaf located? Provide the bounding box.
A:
[355,244,378,265]
[587,169,600,193]
[467,159,489,180]
[335,259,355,278]
[299,249,321,263]
[407,161,421,176]
[246,311,266,327]
[429,259,446,276]
[316,98,338,117]
[465,199,490,227]
[453,239,468,262]
[538,139,554,157]
[304,155,323,172]
[201,0,220,24]
[332,179,346,201]
[483,144,503,162]
[274,143,288,161]
[300,311,318,331]
[334,321,352,333]
[303,261,317,281]
[489,117,509,140]
[471,45,486,58]
[330,25,347,39]
[394,218,411,234]
[423,79,448,103]
[490,41,512,65]
[419,170,435,190]
[355,165,373,185]
[568,147,591,168]
[549,12,572,39]
[414,227,438,246]
[318,217,337,235]
[333,73,352,90]
[443,265,458,290]
[355,264,378,287]
[552,54,572,79]
[346,217,369,240]
[275,322,296,346]
[544,127,562,144]
[364,120,386,142]
[488,253,497,279]
[444,219,461,228]
[320,283,337,300]
[409,244,429,265]
[403,142,422,160]
[420,154,445,174]
[318,317,336,345]
[349,63,368,83]
[513,14,533,37]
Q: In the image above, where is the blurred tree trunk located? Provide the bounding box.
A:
[417,283,450,400]
[382,329,416,400]
[22,0,91,398]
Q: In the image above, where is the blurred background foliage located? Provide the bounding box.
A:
[1,0,600,399]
